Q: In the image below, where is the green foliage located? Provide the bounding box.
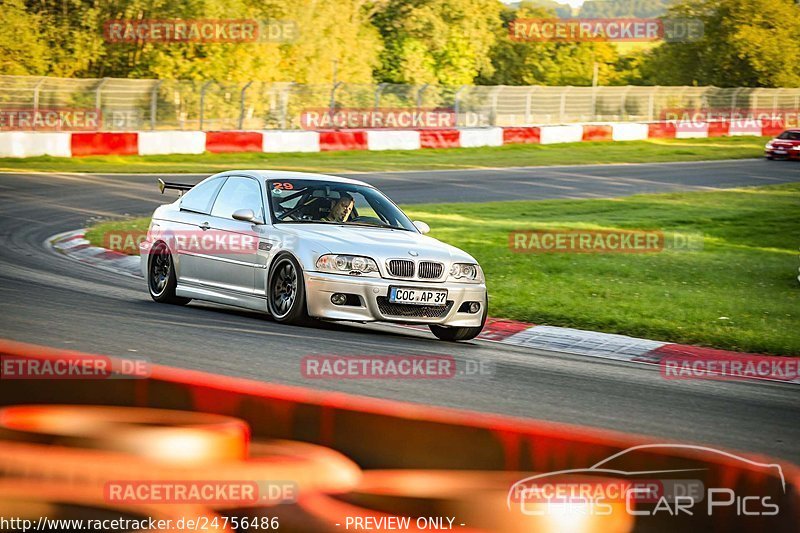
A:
[0,0,50,75]
[1,0,796,87]
[371,0,503,85]
[635,0,800,86]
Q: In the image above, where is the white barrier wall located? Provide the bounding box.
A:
[675,122,709,139]
[458,127,504,148]
[138,131,206,155]
[262,131,320,153]
[366,130,421,151]
[0,132,72,158]
[729,120,763,136]
[611,123,649,141]
[539,125,584,144]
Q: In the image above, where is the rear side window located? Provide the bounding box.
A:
[180,177,225,214]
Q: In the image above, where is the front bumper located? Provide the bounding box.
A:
[765,148,800,160]
[304,271,487,327]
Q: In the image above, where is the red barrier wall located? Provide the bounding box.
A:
[420,129,460,149]
[582,125,613,141]
[319,130,368,151]
[70,132,139,157]
[205,131,263,153]
[707,121,730,137]
[647,122,677,139]
[762,120,788,138]
[502,127,540,144]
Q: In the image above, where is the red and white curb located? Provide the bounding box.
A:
[48,230,798,385]
[1,119,778,158]
[48,230,140,278]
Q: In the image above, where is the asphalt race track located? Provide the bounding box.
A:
[0,158,798,463]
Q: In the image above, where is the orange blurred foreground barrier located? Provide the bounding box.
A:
[0,339,797,532]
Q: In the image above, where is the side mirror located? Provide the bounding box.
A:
[413,221,430,234]
[232,208,258,223]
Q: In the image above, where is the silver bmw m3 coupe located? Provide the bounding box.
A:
[140,170,487,341]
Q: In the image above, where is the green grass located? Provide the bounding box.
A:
[1,136,769,173]
[85,182,800,355]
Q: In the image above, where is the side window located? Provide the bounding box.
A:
[180,177,225,214]
[210,177,264,221]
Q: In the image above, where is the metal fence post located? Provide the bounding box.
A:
[648,87,657,122]
[620,86,632,121]
[95,78,109,128]
[374,83,387,110]
[280,84,293,130]
[525,88,533,124]
[416,84,429,111]
[238,81,253,130]
[150,80,162,130]
[730,87,742,121]
[453,86,467,127]
[329,81,343,115]
[560,87,570,124]
[32,78,44,125]
[199,81,213,130]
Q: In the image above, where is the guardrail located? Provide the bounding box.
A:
[0,120,779,158]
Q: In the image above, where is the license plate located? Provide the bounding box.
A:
[389,287,448,306]
[775,150,787,154]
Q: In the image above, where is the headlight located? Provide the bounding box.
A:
[316,254,379,276]
[793,146,800,150]
[765,142,774,149]
[449,262,482,282]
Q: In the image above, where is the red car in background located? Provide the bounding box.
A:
[765,129,800,160]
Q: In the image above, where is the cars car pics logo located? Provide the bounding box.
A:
[507,444,785,518]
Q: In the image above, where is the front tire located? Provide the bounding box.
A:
[148,242,191,305]
[429,300,487,341]
[268,254,311,325]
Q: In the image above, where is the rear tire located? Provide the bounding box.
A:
[268,254,311,325]
[429,299,487,341]
[148,241,191,305]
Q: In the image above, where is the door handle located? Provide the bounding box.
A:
[199,222,211,231]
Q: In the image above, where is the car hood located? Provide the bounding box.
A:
[275,223,477,263]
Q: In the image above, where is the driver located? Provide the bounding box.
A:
[323,193,354,222]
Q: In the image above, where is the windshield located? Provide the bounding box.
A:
[267,179,416,231]
[777,131,800,140]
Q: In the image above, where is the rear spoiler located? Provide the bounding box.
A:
[158,179,194,195]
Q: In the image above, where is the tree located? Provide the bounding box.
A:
[371,0,503,85]
[636,0,800,87]
[0,0,50,75]
[480,2,622,86]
